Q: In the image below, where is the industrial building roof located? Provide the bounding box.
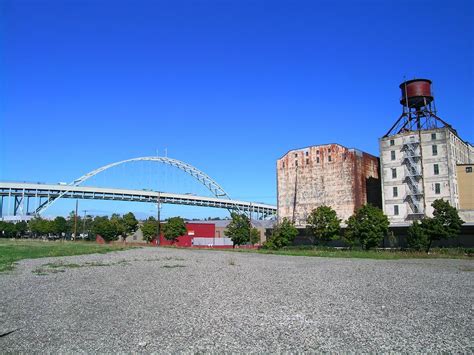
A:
[186,219,276,228]
[278,143,378,160]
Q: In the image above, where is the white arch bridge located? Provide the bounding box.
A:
[0,156,277,219]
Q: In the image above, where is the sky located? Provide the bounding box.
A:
[1,0,473,219]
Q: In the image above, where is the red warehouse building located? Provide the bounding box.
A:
[159,222,216,247]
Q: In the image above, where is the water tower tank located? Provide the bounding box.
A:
[400,79,433,109]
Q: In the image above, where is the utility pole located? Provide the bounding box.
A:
[156,192,161,245]
[82,210,87,239]
[73,200,78,241]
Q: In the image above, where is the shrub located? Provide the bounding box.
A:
[345,204,389,250]
[141,217,159,243]
[224,212,260,247]
[408,200,464,253]
[264,218,298,249]
[91,216,120,242]
[162,217,187,243]
[306,205,341,245]
[407,220,429,251]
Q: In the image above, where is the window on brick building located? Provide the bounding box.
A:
[394,205,399,215]
[328,155,332,162]
[435,183,441,194]
[316,157,320,163]
[434,164,439,175]
[391,151,396,160]
[393,186,398,197]
[432,145,438,156]
[306,158,310,165]
[390,139,395,146]
[391,168,397,179]
[466,167,473,173]
[282,162,285,168]
[295,160,298,167]
[305,151,308,156]
[431,133,436,140]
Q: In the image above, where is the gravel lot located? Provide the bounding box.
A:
[0,247,473,352]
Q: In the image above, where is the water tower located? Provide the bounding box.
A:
[384,78,452,137]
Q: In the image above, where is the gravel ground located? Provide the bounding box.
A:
[0,247,473,353]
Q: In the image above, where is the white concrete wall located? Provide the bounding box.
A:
[380,126,473,223]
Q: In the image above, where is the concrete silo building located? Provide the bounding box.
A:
[379,79,474,224]
[277,144,381,226]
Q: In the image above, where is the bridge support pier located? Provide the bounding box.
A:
[14,196,23,216]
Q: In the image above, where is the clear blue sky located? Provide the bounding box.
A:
[1,0,473,219]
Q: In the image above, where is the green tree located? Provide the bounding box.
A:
[345,204,389,250]
[422,199,464,252]
[15,221,28,237]
[82,215,94,240]
[141,216,159,243]
[110,214,126,238]
[264,218,298,249]
[122,212,138,235]
[52,216,68,237]
[0,221,16,238]
[28,217,41,237]
[407,220,429,251]
[29,217,53,237]
[225,213,256,248]
[66,211,82,238]
[162,216,187,243]
[250,227,260,245]
[306,205,341,245]
[91,216,120,242]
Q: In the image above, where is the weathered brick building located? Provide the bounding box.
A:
[277,144,381,226]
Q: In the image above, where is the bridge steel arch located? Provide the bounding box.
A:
[35,156,238,214]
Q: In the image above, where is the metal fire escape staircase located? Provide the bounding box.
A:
[402,137,424,219]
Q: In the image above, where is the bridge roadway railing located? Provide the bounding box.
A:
[0,182,277,217]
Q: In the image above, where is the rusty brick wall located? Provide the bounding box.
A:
[277,144,380,226]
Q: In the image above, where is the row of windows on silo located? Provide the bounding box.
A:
[281,155,334,168]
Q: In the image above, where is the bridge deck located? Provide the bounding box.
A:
[0,182,277,216]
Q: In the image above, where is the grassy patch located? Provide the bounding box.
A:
[161,264,186,269]
[32,259,131,275]
[0,239,134,273]
[43,262,82,269]
[187,246,473,260]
